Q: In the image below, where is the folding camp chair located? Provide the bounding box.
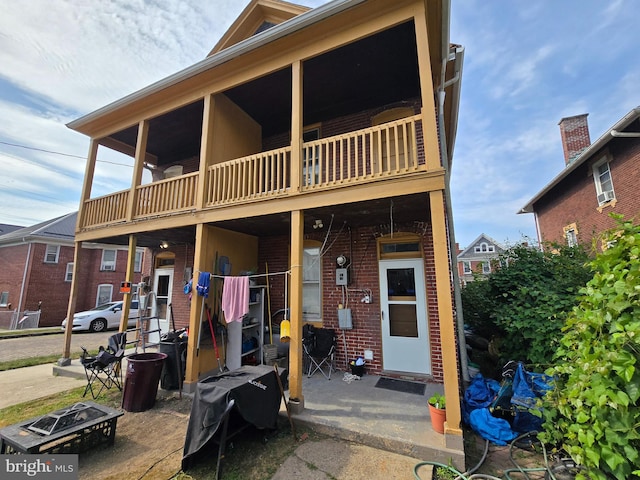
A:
[302,325,336,380]
[80,332,127,399]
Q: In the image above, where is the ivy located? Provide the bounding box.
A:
[540,216,640,479]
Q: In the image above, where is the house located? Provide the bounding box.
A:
[0,212,148,328]
[520,109,640,249]
[62,0,465,449]
[456,234,505,285]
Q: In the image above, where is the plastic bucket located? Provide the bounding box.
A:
[122,352,167,412]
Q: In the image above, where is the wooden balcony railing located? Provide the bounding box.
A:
[302,114,423,190]
[206,147,291,206]
[82,190,129,228]
[134,172,198,218]
[79,115,425,230]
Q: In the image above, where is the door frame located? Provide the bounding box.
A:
[152,267,174,341]
[378,258,431,375]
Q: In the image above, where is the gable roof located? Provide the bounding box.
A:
[519,107,640,214]
[457,233,505,259]
[208,0,310,56]
[0,212,77,247]
[0,224,23,236]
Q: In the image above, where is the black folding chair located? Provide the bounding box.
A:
[80,332,126,399]
[302,325,336,380]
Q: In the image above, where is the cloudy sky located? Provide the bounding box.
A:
[1,0,638,248]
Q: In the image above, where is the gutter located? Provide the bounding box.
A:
[519,106,640,214]
[67,0,366,131]
[436,44,469,384]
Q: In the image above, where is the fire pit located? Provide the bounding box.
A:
[0,401,123,454]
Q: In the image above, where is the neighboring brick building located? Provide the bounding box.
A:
[520,108,640,250]
[456,234,505,285]
[0,212,149,327]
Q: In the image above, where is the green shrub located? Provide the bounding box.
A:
[540,216,640,479]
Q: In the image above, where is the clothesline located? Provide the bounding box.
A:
[194,267,303,280]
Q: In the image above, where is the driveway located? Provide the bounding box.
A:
[0,330,113,363]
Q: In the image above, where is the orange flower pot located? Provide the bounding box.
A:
[428,403,446,434]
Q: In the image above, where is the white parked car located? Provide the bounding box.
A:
[61,301,139,333]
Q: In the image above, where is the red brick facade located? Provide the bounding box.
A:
[534,139,640,249]
[0,243,148,327]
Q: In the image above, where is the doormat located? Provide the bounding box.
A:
[375,377,426,396]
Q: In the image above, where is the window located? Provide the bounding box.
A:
[474,242,494,253]
[101,249,117,271]
[96,284,113,306]
[592,158,615,205]
[65,263,74,282]
[463,261,472,274]
[134,251,143,273]
[44,245,59,263]
[563,223,578,247]
[482,261,491,274]
[303,245,321,321]
[302,127,320,186]
[0,292,8,307]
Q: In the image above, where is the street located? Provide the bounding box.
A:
[0,331,113,363]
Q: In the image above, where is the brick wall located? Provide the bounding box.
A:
[0,244,30,314]
[257,220,445,382]
[535,139,640,249]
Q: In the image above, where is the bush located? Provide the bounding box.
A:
[540,216,640,479]
[461,242,592,366]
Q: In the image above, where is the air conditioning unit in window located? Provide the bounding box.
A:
[597,190,615,204]
[102,265,115,271]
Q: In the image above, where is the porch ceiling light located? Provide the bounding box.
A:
[313,219,323,229]
[160,241,169,249]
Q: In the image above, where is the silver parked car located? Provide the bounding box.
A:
[61,301,139,333]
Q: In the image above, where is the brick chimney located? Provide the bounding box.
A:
[558,114,591,165]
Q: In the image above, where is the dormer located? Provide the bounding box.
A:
[208,0,309,56]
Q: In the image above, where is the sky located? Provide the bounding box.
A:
[0,0,639,248]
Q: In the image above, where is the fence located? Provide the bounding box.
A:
[0,310,41,330]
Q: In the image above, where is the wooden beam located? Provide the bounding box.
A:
[119,235,137,332]
[126,120,149,221]
[59,242,85,365]
[429,189,462,437]
[288,210,304,405]
[290,60,302,192]
[197,94,216,210]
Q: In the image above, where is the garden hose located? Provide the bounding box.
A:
[412,431,562,480]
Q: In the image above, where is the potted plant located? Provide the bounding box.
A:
[428,393,446,434]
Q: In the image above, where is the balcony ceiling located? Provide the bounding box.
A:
[106,21,420,166]
[95,192,430,249]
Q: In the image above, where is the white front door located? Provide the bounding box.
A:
[379,259,431,374]
[152,268,174,341]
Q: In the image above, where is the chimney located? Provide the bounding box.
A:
[559,114,591,165]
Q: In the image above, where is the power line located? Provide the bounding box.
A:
[0,140,135,168]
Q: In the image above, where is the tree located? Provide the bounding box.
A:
[461,242,592,366]
[540,216,640,479]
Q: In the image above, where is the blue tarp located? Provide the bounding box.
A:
[463,363,553,444]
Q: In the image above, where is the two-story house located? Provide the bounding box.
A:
[0,212,148,327]
[61,0,465,445]
[456,234,505,285]
[520,109,640,249]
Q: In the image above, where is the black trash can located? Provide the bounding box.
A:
[159,339,187,390]
[122,352,167,412]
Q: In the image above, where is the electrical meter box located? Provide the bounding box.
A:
[336,268,348,285]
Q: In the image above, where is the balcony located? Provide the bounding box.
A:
[80,115,429,231]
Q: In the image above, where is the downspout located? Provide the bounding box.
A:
[18,241,32,314]
[437,47,470,384]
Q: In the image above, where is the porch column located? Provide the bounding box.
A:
[288,209,305,411]
[183,223,210,391]
[77,139,99,230]
[197,93,216,209]
[413,4,442,172]
[429,190,463,444]
[119,235,137,332]
[290,60,302,192]
[126,120,149,221]
[58,242,85,366]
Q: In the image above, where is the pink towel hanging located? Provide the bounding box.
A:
[222,276,250,323]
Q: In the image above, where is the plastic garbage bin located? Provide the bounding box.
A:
[122,352,167,412]
[159,340,187,390]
